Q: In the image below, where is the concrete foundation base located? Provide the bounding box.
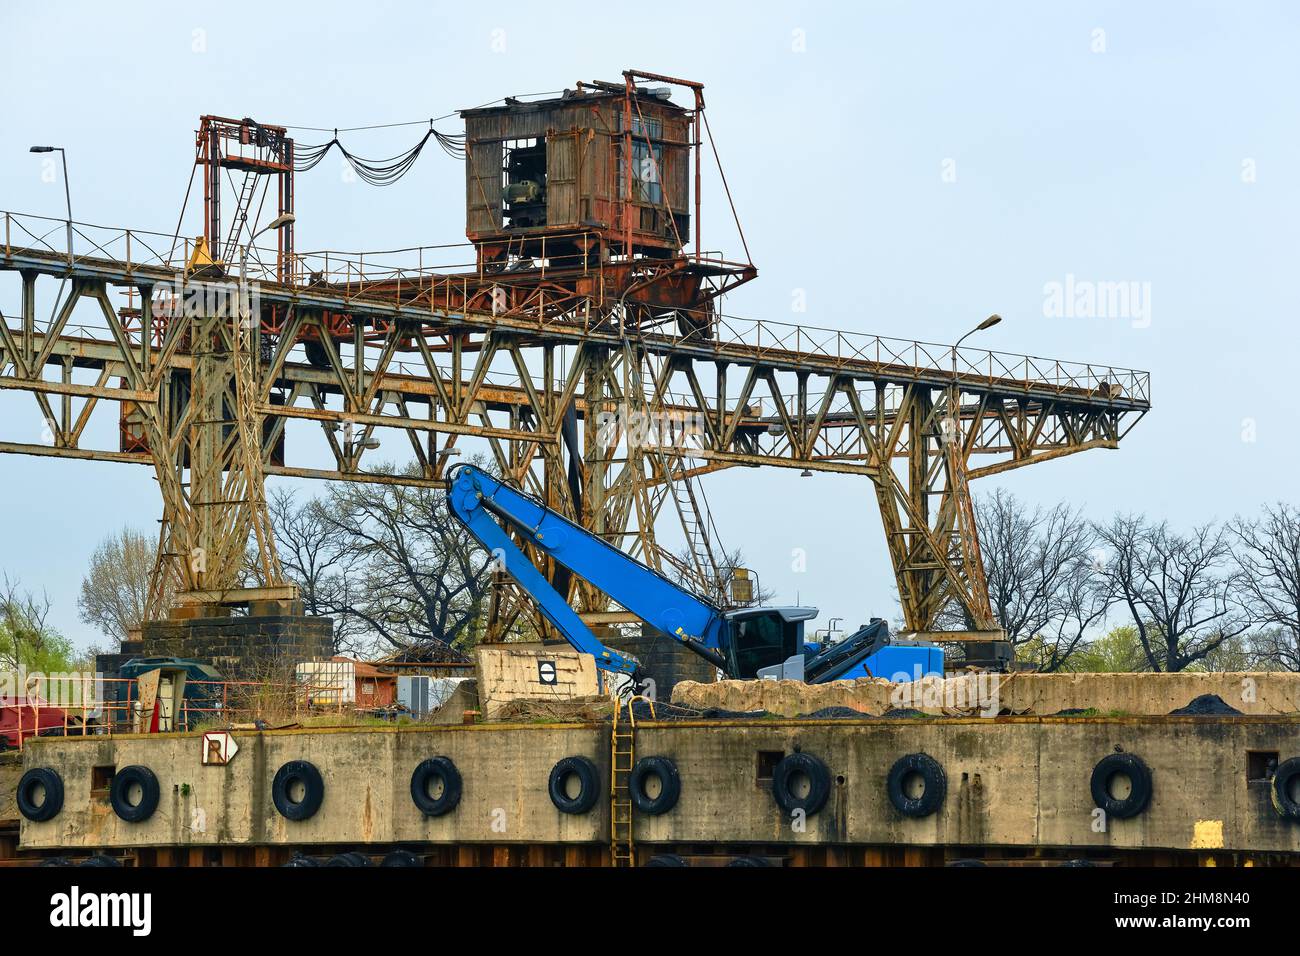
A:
[14,714,1300,863]
[141,613,334,680]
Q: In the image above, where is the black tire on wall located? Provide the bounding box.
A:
[886,753,947,818]
[272,760,326,821]
[1089,752,1152,819]
[109,766,160,823]
[629,756,681,815]
[727,855,770,867]
[1270,757,1300,821]
[770,752,831,817]
[325,851,371,867]
[644,854,689,867]
[16,767,64,823]
[381,849,423,867]
[548,756,600,815]
[410,756,463,817]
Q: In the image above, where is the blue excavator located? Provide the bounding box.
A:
[446,463,941,684]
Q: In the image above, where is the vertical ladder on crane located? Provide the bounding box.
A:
[610,700,636,867]
[221,173,260,266]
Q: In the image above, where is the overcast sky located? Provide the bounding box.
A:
[1,1,1297,648]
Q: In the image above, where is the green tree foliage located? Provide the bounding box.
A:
[0,577,76,673]
[1062,625,1150,673]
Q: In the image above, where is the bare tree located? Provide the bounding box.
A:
[1095,515,1250,672]
[267,487,364,654]
[668,546,775,607]
[267,464,497,658]
[77,527,158,644]
[322,474,493,655]
[1231,502,1300,671]
[946,490,1111,670]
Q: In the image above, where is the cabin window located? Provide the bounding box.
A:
[617,113,665,205]
[501,137,547,229]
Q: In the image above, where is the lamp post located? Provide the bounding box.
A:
[237,213,295,373]
[241,213,296,285]
[952,314,1002,378]
[948,314,1002,445]
[29,146,70,268]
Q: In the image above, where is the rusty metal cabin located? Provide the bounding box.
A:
[462,82,692,270]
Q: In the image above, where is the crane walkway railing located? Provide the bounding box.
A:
[0,209,1151,407]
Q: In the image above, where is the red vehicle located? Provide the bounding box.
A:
[0,697,70,750]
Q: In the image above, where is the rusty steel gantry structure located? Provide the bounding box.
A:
[0,70,1150,656]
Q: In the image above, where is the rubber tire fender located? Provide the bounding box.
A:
[644,853,689,867]
[325,851,371,867]
[109,765,160,823]
[770,752,831,817]
[1270,756,1300,821]
[16,767,64,823]
[727,855,770,867]
[381,849,423,867]
[1089,752,1152,819]
[272,760,326,821]
[886,753,947,818]
[548,756,600,815]
[410,756,463,817]
[629,756,681,816]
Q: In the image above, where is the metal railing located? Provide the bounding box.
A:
[0,208,1151,405]
[1,677,355,750]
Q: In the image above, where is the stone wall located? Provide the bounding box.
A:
[603,626,716,700]
[141,614,334,680]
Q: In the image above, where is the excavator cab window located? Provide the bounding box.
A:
[725,611,800,679]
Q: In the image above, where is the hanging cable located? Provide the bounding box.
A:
[293,124,465,183]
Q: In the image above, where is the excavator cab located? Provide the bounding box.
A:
[720,607,819,679]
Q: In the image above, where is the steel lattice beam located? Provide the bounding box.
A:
[0,217,1149,635]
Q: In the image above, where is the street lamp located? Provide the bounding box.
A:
[29,146,71,268]
[238,214,296,363]
[242,213,296,281]
[948,314,1002,446]
[954,313,1001,361]
[239,213,296,315]
[953,313,1001,376]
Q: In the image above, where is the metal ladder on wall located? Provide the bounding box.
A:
[610,700,636,867]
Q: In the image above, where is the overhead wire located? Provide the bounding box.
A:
[283,90,569,184]
[293,125,465,184]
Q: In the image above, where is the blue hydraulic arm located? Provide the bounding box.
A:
[446,464,727,676]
